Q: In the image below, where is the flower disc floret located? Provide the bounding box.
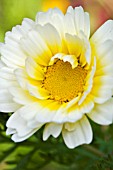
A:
[43,59,87,102]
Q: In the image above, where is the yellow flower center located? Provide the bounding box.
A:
[43,60,87,102]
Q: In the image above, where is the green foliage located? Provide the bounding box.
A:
[0,113,113,170]
[0,0,42,42]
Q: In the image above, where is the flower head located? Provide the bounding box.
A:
[0,6,113,148]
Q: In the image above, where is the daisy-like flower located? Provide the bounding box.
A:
[0,6,113,149]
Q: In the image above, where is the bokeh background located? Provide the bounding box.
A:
[0,0,113,170]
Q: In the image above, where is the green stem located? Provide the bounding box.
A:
[84,145,105,157]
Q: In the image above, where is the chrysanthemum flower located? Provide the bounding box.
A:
[0,6,113,149]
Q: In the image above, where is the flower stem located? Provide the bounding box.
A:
[84,145,105,157]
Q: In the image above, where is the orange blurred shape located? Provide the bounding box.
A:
[42,0,70,13]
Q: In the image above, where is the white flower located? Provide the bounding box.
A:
[0,6,113,149]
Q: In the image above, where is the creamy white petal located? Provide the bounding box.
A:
[79,57,96,105]
[88,98,113,125]
[0,103,21,112]
[36,8,64,36]
[6,128,16,135]
[16,100,59,123]
[43,123,63,140]
[14,68,29,89]
[14,68,38,89]
[15,102,42,121]
[62,116,93,149]
[0,89,13,102]
[65,33,82,56]
[5,18,35,43]
[91,88,112,104]
[11,129,38,142]
[6,113,28,135]
[91,75,113,104]
[95,64,113,77]
[9,87,37,105]
[20,29,52,66]
[96,40,113,66]
[0,77,17,89]
[6,111,43,142]
[2,19,35,68]
[25,57,44,80]
[91,20,113,44]
[1,44,27,67]
[35,97,93,124]
[49,53,78,68]
[27,83,49,99]
[27,121,44,129]
[93,76,113,89]
[35,101,82,123]
[67,6,90,38]
[79,31,91,66]
[64,12,77,35]
[36,24,62,55]
[1,56,20,69]
[36,101,61,123]
[0,67,16,80]
[0,89,21,112]
[0,60,5,68]
[68,95,94,117]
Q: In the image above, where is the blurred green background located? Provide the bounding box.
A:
[0,0,113,170]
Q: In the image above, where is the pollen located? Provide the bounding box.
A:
[43,60,87,102]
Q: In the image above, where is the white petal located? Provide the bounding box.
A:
[64,12,77,35]
[6,111,43,142]
[93,76,113,89]
[0,89,21,112]
[35,101,82,123]
[91,20,113,44]
[0,67,16,80]
[25,57,44,80]
[2,19,35,68]
[0,89,13,102]
[88,98,113,125]
[36,8,64,36]
[0,60,5,68]
[43,123,63,140]
[14,68,29,89]
[93,90,112,104]
[11,129,38,142]
[1,44,27,67]
[20,29,52,66]
[36,24,62,55]
[27,121,44,129]
[91,76,113,104]
[96,40,113,66]
[15,102,43,121]
[79,57,96,105]
[67,6,90,38]
[62,116,93,149]
[0,103,21,112]
[0,77,17,89]
[0,67,18,89]
[95,64,113,77]
[14,68,38,89]
[36,101,61,123]
[6,128,16,135]
[27,83,49,100]
[65,33,82,56]
[5,18,35,43]
[9,87,37,105]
